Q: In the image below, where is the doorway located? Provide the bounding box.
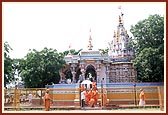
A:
[85,64,97,82]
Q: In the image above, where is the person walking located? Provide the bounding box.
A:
[139,89,146,107]
[43,89,51,111]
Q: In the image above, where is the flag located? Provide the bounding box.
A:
[118,5,121,10]
[121,12,124,16]
[69,44,71,49]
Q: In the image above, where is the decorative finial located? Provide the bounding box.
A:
[68,43,71,55]
[118,5,124,24]
[121,12,124,25]
[87,29,93,50]
[118,5,121,10]
[119,15,122,24]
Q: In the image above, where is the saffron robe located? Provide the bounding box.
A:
[43,93,51,111]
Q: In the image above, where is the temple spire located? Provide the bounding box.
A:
[68,43,72,55]
[118,5,124,25]
[119,13,124,24]
[121,12,124,25]
[119,15,122,24]
[87,29,93,50]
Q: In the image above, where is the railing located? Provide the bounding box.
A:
[4,82,164,111]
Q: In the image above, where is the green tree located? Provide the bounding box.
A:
[63,49,82,56]
[64,69,73,81]
[19,47,66,88]
[130,14,164,82]
[98,47,109,55]
[4,42,15,87]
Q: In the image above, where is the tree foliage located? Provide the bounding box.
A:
[98,47,109,55]
[19,48,66,88]
[130,14,164,82]
[63,49,82,56]
[4,42,15,87]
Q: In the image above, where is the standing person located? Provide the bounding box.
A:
[139,89,146,107]
[20,94,23,103]
[84,88,89,105]
[79,74,85,83]
[88,88,95,107]
[43,89,51,111]
[28,92,33,104]
[22,93,26,104]
[89,88,98,108]
[103,90,107,106]
[81,90,85,108]
[78,69,85,83]
[93,87,98,106]
[37,90,41,98]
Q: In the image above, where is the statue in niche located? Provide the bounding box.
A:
[88,73,93,82]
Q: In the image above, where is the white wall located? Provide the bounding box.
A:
[99,65,106,84]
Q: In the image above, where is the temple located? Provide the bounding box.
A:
[44,11,163,109]
[59,12,136,85]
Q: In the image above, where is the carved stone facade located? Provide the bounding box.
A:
[60,13,136,84]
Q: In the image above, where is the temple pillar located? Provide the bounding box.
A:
[78,69,85,83]
[70,63,77,83]
[96,69,101,83]
[96,60,101,83]
[105,63,110,83]
[71,71,76,83]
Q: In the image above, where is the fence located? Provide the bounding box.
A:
[4,83,164,111]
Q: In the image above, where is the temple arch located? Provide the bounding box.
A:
[85,64,97,82]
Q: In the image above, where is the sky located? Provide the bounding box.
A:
[2,2,165,59]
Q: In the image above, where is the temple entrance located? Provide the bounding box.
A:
[80,80,100,109]
[85,65,97,82]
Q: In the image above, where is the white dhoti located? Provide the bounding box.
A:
[139,99,145,106]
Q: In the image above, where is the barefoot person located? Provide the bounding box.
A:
[88,87,98,107]
[88,88,95,107]
[84,88,90,105]
[43,89,51,111]
[139,89,146,107]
